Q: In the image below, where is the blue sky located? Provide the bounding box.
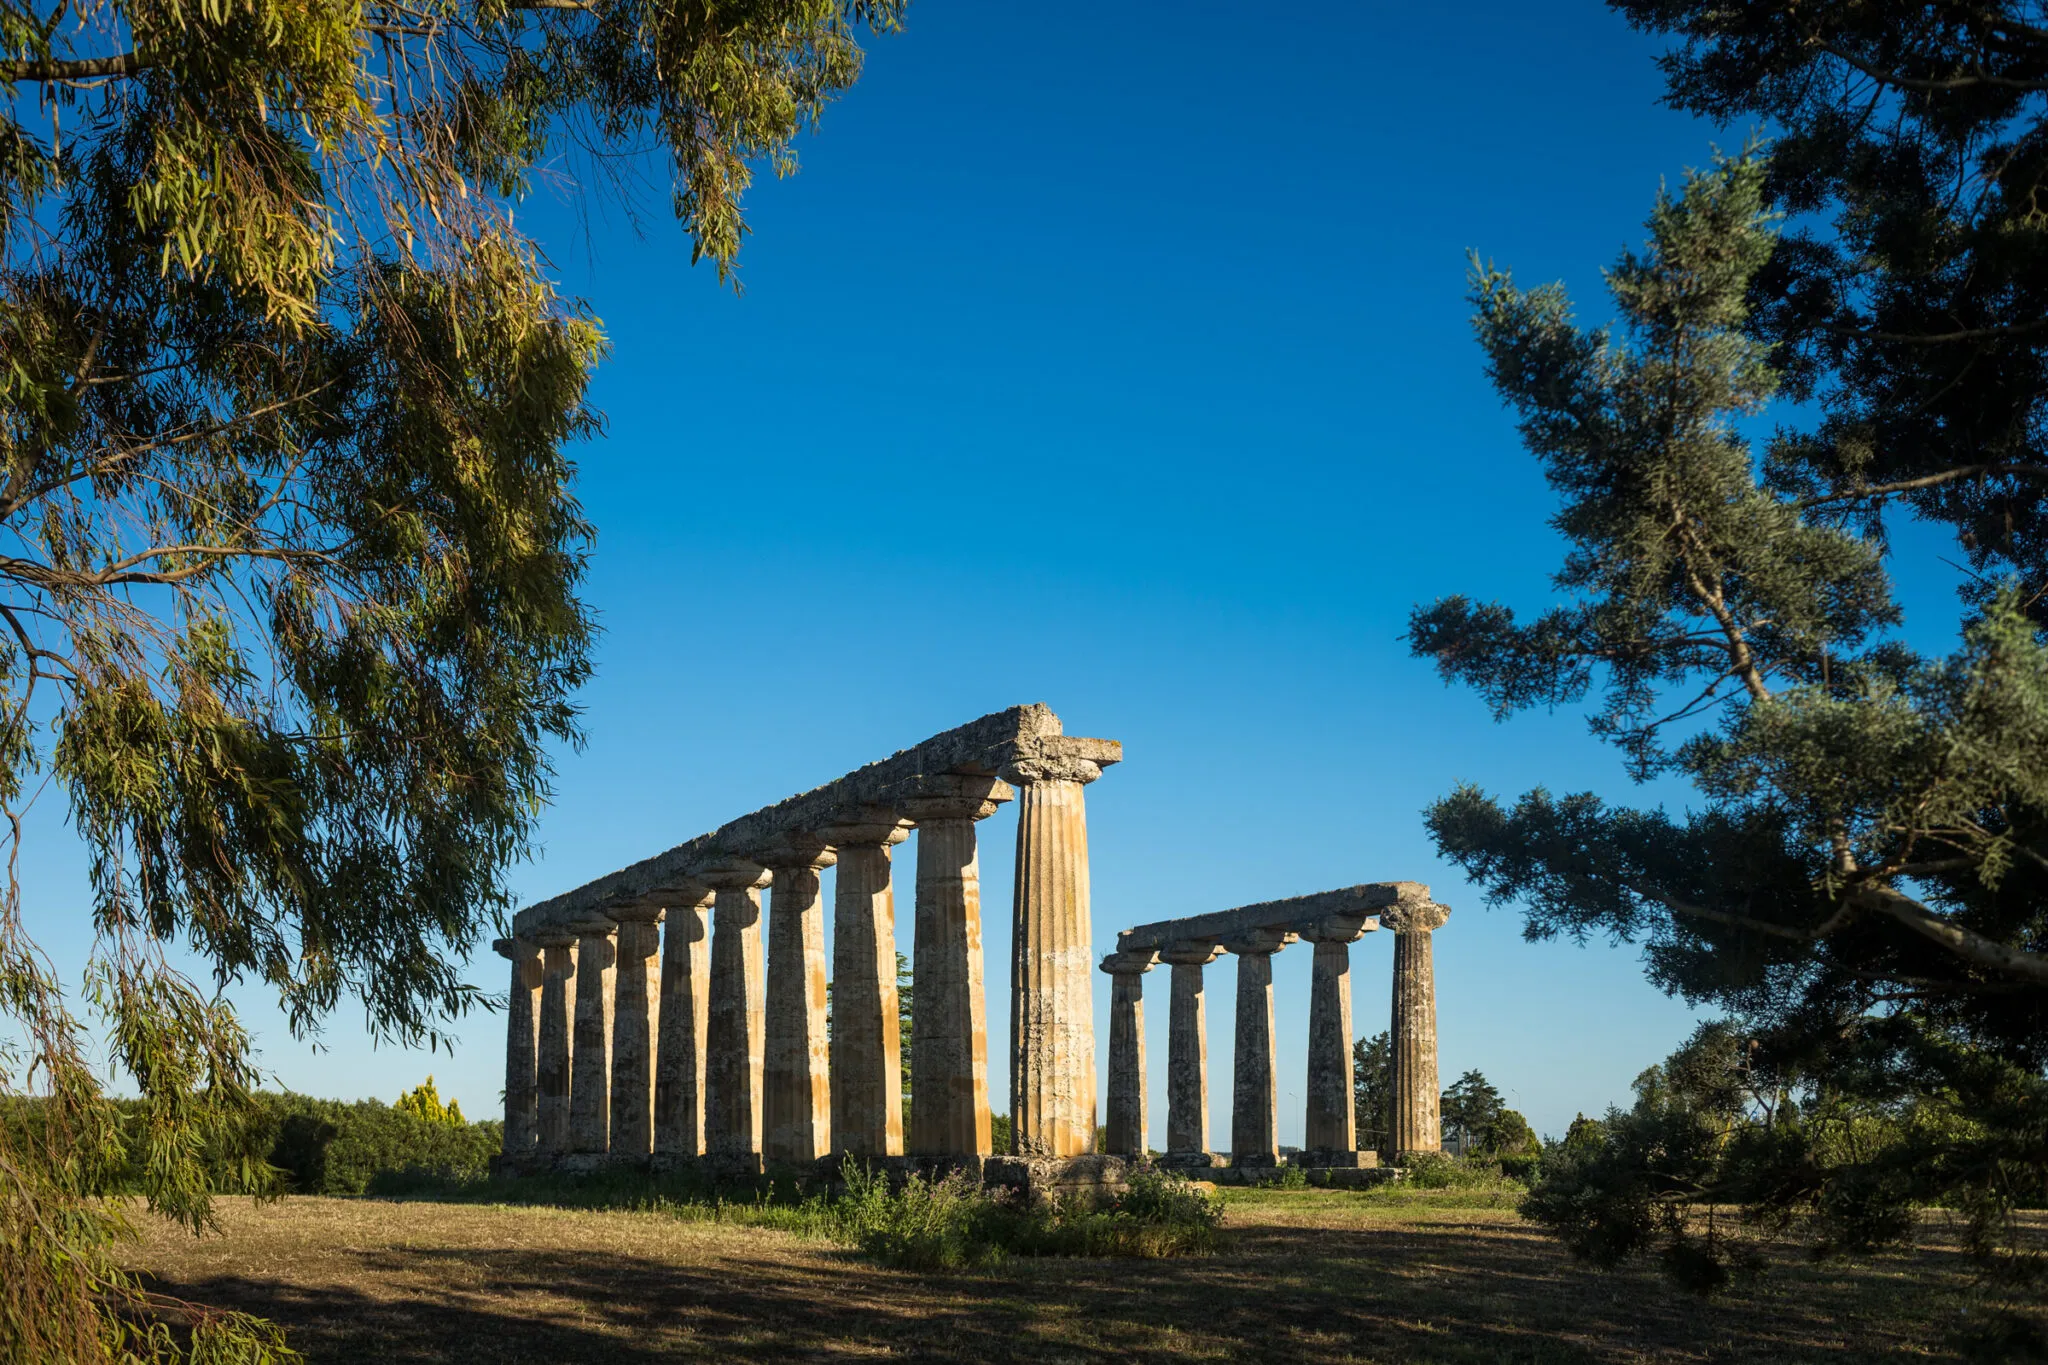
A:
[25,1,1849,1141]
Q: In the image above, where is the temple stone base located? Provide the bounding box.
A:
[1156,1150,1229,1171]
[982,1154,1136,1203]
[1298,1148,1379,1168]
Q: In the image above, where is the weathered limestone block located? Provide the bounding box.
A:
[702,860,770,1162]
[1226,928,1292,1165]
[535,930,576,1154]
[1385,899,1452,1157]
[1302,913,1373,1156]
[607,904,664,1156]
[567,917,618,1154]
[654,887,712,1155]
[494,937,543,1155]
[1161,941,1223,1158]
[762,839,835,1166]
[1004,742,1114,1158]
[821,808,910,1157]
[1100,950,1155,1157]
[903,775,1012,1158]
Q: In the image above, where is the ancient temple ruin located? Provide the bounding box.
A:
[1103,883,1451,1173]
[492,704,1448,1178]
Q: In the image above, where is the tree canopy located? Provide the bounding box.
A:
[1411,0,2048,1291]
[0,0,900,1356]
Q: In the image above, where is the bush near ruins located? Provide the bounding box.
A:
[832,1164,1225,1269]
[1,1088,503,1197]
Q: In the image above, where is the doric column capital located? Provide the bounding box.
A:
[1381,900,1452,935]
[999,735,1121,787]
[605,896,667,925]
[563,915,617,939]
[1159,940,1225,967]
[695,857,771,892]
[899,773,1013,823]
[1222,927,1296,956]
[531,926,577,951]
[1099,949,1157,976]
[819,804,912,850]
[493,936,542,963]
[646,878,714,909]
[1300,912,1376,944]
[754,832,838,874]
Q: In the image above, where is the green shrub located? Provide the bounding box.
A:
[832,1163,1224,1269]
[248,1094,500,1193]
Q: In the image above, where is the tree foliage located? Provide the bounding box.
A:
[1352,1030,1391,1153]
[1413,2,2048,1289]
[0,0,901,1355]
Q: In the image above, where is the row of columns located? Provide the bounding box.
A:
[1098,899,1450,1163]
[497,762,1110,1166]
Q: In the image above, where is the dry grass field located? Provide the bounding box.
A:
[123,1186,2035,1363]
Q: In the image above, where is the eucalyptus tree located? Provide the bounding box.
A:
[0,0,901,1356]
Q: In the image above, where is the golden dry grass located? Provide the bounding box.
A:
[121,1187,2029,1363]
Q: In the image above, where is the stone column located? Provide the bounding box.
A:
[1302,913,1374,1159]
[902,775,1012,1158]
[762,838,836,1166]
[1003,748,1105,1158]
[1226,929,1292,1166]
[608,902,664,1157]
[535,929,576,1154]
[654,886,712,1156]
[1387,900,1452,1158]
[494,937,543,1156]
[1161,941,1222,1159]
[820,808,910,1157]
[1100,950,1155,1157]
[567,916,618,1154]
[702,859,771,1164]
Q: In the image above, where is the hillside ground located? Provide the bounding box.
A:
[124,1185,2040,1363]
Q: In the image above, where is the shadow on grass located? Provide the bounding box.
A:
[134,1207,1986,1365]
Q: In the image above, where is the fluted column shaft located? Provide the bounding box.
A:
[655,891,712,1155]
[825,813,908,1157]
[705,864,770,1160]
[906,777,1010,1158]
[1162,943,1221,1156]
[496,938,543,1155]
[568,920,618,1153]
[1101,951,1154,1157]
[1389,902,1450,1157]
[764,849,834,1165]
[536,936,575,1153]
[1228,933,1288,1164]
[608,908,663,1156]
[1006,758,1102,1157]
[1305,936,1357,1153]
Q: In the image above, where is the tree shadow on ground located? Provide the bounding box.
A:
[135,1211,1977,1364]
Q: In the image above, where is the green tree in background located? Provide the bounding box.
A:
[0,0,902,1357]
[392,1076,465,1127]
[1412,104,2047,1291]
[1439,1069,1505,1152]
[1352,1031,1392,1152]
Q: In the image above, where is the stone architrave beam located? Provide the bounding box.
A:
[513,706,1120,939]
[1115,882,1426,954]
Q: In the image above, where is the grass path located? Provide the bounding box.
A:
[124,1186,2016,1362]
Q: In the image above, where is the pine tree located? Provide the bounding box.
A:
[1415,140,2048,1284]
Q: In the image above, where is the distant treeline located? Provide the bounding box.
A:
[1,1087,501,1196]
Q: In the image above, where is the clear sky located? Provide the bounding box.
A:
[26,1,1792,1141]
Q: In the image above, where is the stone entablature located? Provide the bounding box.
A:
[1115,881,1429,954]
[512,705,1118,937]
